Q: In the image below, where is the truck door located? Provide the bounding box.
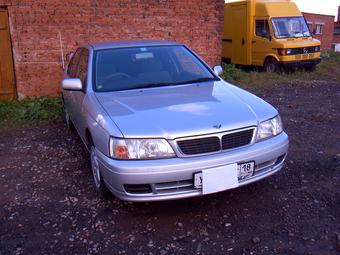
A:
[231,4,248,65]
[252,19,272,66]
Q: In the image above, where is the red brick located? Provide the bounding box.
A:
[2,0,224,98]
[303,12,335,50]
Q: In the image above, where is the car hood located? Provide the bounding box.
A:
[95,81,272,139]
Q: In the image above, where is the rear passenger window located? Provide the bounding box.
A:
[256,20,270,38]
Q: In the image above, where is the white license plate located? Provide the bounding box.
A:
[193,164,239,194]
[237,161,255,179]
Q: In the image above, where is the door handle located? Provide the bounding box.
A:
[242,37,245,45]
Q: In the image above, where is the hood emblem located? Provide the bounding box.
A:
[213,124,222,129]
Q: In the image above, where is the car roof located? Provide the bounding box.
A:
[87,40,183,50]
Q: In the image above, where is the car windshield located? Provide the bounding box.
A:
[272,17,311,38]
[94,45,217,92]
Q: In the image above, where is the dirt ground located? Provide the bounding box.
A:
[0,82,339,255]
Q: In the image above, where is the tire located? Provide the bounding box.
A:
[304,64,316,72]
[90,143,111,199]
[264,58,280,72]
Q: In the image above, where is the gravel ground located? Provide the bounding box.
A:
[0,82,339,255]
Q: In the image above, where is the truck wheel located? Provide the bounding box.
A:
[90,143,111,199]
[305,64,316,72]
[264,58,279,72]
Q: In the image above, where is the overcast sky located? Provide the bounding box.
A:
[225,0,340,21]
[292,0,339,20]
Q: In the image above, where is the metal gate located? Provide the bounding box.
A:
[0,8,16,100]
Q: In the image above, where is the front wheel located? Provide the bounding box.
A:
[304,64,316,72]
[264,58,280,72]
[90,144,111,198]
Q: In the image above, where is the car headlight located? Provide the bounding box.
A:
[278,48,293,56]
[109,138,175,160]
[256,115,283,141]
[286,48,293,55]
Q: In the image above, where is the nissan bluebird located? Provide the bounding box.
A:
[61,41,289,201]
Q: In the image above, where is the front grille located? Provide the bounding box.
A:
[289,46,319,55]
[177,136,220,155]
[177,128,254,156]
[222,129,254,150]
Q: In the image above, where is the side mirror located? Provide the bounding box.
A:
[213,65,223,76]
[62,78,82,91]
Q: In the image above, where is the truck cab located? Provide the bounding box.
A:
[222,0,321,71]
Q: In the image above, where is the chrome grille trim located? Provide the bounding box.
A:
[154,180,194,194]
[171,127,256,157]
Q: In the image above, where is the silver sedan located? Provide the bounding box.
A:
[61,41,289,202]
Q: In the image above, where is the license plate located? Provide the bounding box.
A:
[237,161,255,180]
[193,164,238,194]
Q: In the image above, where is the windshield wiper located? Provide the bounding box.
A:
[127,77,218,90]
[177,77,218,85]
[129,82,174,90]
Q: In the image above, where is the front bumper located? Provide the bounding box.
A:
[97,132,289,202]
[279,58,321,68]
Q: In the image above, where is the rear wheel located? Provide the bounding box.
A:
[90,142,111,198]
[264,58,280,72]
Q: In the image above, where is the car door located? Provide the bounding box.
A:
[252,19,272,66]
[72,48,89,141]
[64,48,82,123]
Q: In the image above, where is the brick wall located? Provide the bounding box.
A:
[335,19,340,44]
[335,7,340,44]
[0,0,224,98]
[303,12,335,50]
[334,34,340,44]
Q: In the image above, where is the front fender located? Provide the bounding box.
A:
[263,54,280,66]
[83,92,124,156]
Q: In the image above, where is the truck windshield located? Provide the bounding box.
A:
[272,17,311,38]
[94,45,218,92]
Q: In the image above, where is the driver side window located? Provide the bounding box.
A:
[255,20,270,38]
[77,48,89,86]
[67,49,82,78]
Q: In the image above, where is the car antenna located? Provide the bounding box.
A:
[58,31,65,69]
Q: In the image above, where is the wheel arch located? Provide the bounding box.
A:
[263,54,280,66]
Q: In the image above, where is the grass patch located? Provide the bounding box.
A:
[220,51,340,93]
[0,97,63,125]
